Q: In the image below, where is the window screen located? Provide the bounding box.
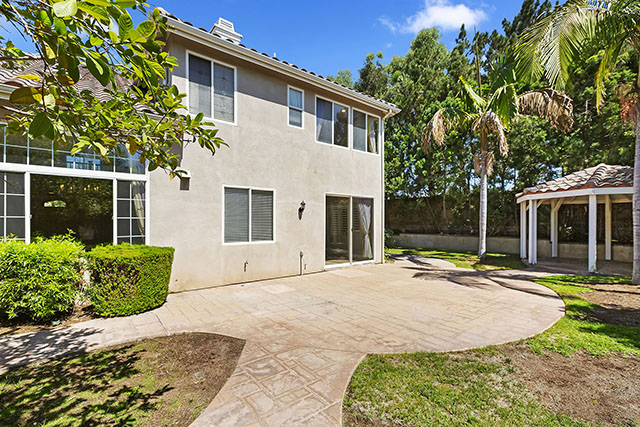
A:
[117,180,146,244]
[224,187,250,243]
[288,88,303,127]
[353,111,367,152]
[214,63,235,122]
[188,54,212,117]
[334,104,349,147]
[1,172,25,240]
[367,116,380,154]
[251,190,273,241]
[316,98,332,143]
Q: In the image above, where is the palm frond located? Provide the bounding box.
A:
[459,76,486,113]
[422,106,468,153]
[517,89,574,132]
[487,83,518,130]
[516,0,603,89]
[473,112,508,158]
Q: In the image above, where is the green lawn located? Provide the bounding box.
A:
[344,275,639,426]
[344,350,586,426]
[387,247,525,270]
[528,275,639,357]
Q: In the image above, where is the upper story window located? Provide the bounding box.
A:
[224,187,274,244]
[0,125,144,174]
[316,97,349,147]
[188,53,236,123]
[288,87,303,128]
[353,110,379,154]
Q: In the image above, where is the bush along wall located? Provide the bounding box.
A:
[0,236,84,321]
[87,244,174,317]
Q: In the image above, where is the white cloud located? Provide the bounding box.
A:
[381,0,487,34]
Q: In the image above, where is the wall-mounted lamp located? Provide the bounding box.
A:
[298,200,306,220]
[179,170,191,191]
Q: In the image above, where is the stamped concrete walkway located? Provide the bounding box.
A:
[0,257,564,426]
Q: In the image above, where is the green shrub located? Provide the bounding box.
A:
[87,245,174,317]
[0,236,84,321]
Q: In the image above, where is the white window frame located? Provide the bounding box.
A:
[287,85,304,129]
[352,108,381,156]
[186,50,238,126]
[314,95,350,150]
[222,185,276,245]
[323,192,376,268]
[0,122,151,245]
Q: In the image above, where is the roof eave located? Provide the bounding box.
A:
[165,17,400,117]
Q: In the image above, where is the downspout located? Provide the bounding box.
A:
[381,108,394,264]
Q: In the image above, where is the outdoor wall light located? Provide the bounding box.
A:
[298,201,306,220]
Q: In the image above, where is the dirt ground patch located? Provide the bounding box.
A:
[0,302,96,337]
[0,332,245,426]
[502,343,640,426]
[580,283,640,327]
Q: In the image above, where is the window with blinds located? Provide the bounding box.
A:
[188,54,235,123]
[224,187,274,243]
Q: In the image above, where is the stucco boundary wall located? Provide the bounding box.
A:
[390,233,633,263]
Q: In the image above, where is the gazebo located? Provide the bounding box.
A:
[516,164,633,272]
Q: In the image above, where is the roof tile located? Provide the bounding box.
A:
[522,164,633,195]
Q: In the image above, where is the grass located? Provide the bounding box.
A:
[0,333,243,426]
[387,247,526,270]
[344,275,640,426]
[344,351,586,426]
[528,275,640,357]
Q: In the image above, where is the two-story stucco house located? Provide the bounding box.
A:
[0,12,399,292]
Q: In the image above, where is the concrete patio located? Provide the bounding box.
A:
[0,257,565,426]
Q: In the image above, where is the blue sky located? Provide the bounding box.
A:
[146,0,523,77]
[4,0,524,78]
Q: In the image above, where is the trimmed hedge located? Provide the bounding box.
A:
[0,236,84,321]
[87,244,174,317]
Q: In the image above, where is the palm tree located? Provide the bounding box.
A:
[516,0,640,282]
[423,70,573,260]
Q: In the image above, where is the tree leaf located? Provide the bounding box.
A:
[136,20,156,39]
[85,54,111,86]
[29,113,54,139]
[118,13,133,40]
[52,0,78,17]
[16,74,41,81]
[78,3,109,23]
[10,87,42,104]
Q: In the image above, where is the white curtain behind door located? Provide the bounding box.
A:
[358,198,372,259]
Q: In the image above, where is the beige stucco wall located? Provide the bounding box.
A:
[391,233,633,263]
[149,35,386,292]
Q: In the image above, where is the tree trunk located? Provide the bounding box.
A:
[478,161,488,260]
[633,111,640,284]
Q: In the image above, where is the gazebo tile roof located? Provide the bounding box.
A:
[522,164,633,196]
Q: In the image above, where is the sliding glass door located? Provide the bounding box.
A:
[325,196,350,265]
[325,195,374,266]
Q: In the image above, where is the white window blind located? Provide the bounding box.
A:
[214,63,235,122]
[251,190,273,241]
[288,88,303,127]
[188,54,212,117]
[224,188,249,243]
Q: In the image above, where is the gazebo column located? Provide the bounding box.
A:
[605,195,612,261]
[528,200,538,265]
[550,199,563,258]
[520,202,527,259]
[588,194,598,273]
